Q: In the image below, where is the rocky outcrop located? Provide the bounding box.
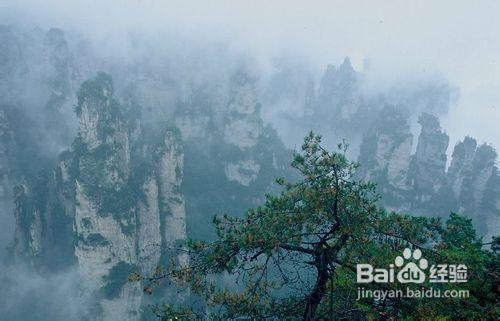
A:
[12,73,189,320]
[72,73,138,320]
[155,129,188,268]
[267,57,455,154]
[478,166,500,242]
[316,57,359,122]
[221,71,263,185]
[13,181,42,265]
[457,144,498,234]
[0,28,78,255]
[0,26,79,267]
[358,106,413,192]
[447,136,477,198]
[174,69,286,187]
[6,34,292,315]
[43,28,76,112]
[12,167,74,271]
[0,107,14,255]
[408,113,449,203]
[72,74,188,320]
[222,71,262,149]
[224,159,261,187]
[41,28,79,150]
[469,144,497,210]
[443,139,500,239]
[173,68,292,241]
[358,112,499,241]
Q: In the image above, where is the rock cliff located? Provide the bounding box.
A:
[408,113,449,203]
[174,68,292,240]
[358,111,499,240]
[13,73,189,320]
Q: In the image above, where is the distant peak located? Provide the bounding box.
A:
[339,57,354,71]
[462,136,478,146]
[342,56,352,66]
[418,113,441,131]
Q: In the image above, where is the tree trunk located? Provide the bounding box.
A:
[303,263,329,320]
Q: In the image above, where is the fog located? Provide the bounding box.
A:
[1,0,499,149]
[0,266,87,321]
[0,1,499,320]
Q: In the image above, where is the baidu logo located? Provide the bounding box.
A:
[395,248,427,283]
[357,248,467,284]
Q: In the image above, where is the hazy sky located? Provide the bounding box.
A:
[2,0,499,150]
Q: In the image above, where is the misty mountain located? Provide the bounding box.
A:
[0,23,497,321]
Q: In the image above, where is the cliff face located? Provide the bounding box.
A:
[73,74,188,320]
[316,57,360,122]
[457,144,499,237]
[5,26,292,319]
[358,106,413,192]
[0,107,14,253]
[43,28,75,111]
[447,136,477,198]
[266,57,455,153]
[72,73,138,320]
[0,26,77,135]
[358,111,499,240]
[11,69,290,318]
[12,73,189,320]
[0,27,78,260]
[479,166,500,242]
[173,68,292,240]
[222,71,263,186]
[408,113,449,202]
